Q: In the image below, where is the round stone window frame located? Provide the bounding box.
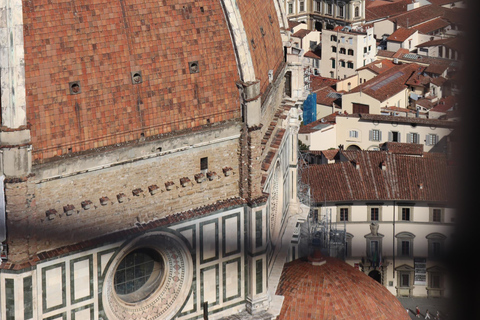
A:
[102,231,193,320]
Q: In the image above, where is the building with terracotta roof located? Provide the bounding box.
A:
[301,148,456,298]
[386,27,419,52]
[342,62,427,114]
[373,3,465,39]
[320,26,376,80]
[376,49,458,79]
[298,112,455,152]
[284,0,367,31]
[0,0,307,319]
[275,256,410,319]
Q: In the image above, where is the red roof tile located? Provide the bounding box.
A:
[276,257,410,320]
[349,63,426,102]
[388,4,447,28]
[386,27,417,42]
[302,150,453,204]
[366,0,410,22]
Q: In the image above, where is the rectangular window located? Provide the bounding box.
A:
[347,61,354,69]
[431,274,441,288]
[339,5,344,17]
[371,208,379,221]
[370,240,380,265]
[5,278,14,320]
[24,276,33,319]
[200,157,208,171]
[369,129,381,141]
[401,240,410,256]
[288,3,293,14]
[327,3,332,15]
[315,1,321,12]
[340,208,349,221]
[389,131,401,142]
[401,273,410,287]
[255,211,263,248]
[256,259,263,294]
[401,208,410,221]
[432,209,442,222]
[426,134,438,146]
[407,133,420,144]
[300,1,305,11]
[331,46,337,53]
[331,59,336,68]
[349,130,358,138]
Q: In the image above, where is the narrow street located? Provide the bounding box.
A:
[398,297,453,319]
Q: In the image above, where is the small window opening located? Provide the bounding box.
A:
[69,81,81,94]
[200,157,208,171]
[189,61,199,74]
[131,71,142,84]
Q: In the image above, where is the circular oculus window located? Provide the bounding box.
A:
[102,231,193,320]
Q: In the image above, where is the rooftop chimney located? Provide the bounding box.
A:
[380,160,386,170]
[351,159,360,169]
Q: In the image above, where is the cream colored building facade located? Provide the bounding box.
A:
[319,27,376,79]
[304,149,455,298]
[298,113,455,152]
[284,0,366,30]
[314,200,454,297]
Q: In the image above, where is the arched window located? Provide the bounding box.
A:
[396,232,415,257]
[355,6,360,17]
[347,48,354,55]
[339,47,346,54]
[426,233,447,259]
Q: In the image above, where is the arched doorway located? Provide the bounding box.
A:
[346,144,361,151]
[369,270,382,284]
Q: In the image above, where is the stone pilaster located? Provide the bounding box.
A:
[0,0,31,178]
[245,202,270,314]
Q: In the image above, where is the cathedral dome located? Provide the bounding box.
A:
[275,256,410,320]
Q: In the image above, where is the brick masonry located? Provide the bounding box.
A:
[5,137,241,262]
[22,0,241,162]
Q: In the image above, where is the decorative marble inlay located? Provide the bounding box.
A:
[102,231,193,320]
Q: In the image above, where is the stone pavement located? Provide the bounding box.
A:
[398,297,453,319]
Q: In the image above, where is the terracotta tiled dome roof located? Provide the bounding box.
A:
[275,257,410,320]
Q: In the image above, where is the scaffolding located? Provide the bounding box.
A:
[297,151,346,260]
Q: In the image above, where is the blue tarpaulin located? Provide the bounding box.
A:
[303,93,317,125]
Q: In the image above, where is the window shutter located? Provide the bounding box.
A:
[407,133,412,143]
[388,131,392,142]
[369,130,373,141]
[378,130,382,141]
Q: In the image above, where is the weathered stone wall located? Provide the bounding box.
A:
[5,134,241,262]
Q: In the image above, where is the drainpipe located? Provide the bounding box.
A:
[0,175,6,265]
[392,200,396,278]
